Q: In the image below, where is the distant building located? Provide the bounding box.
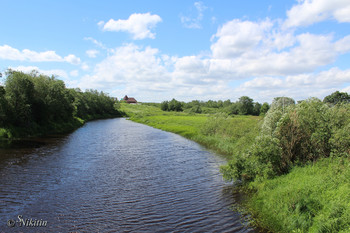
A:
[123,95,137,104]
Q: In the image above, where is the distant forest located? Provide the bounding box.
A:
[160,91,350,115]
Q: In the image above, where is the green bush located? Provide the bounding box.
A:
[221,135,282,182]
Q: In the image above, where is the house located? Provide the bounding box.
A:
[123,95,137,104]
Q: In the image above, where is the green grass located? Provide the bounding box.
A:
[247,156,350,232]
[121,103,262,158]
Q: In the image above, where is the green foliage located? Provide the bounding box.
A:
[248,156,350,232]
[237,96,254,115]
[123,103,261,157]
[275,98,332,171]
[0,70,120,139]
[270,96,295,111]
[189,105,202,113]
[160,100,169,111]
[160,98,183,112]
[221,135,282,182]
[221,95,350,232]
[323,91,350,105]
[224,97,350,182]
[260,102,269,115]
[252,102,261,116]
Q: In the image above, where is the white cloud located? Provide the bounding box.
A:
[209,19,350,77]
[101,13,162,40]
[180,1,207,29]
[0,44,81,65]
[237,68,350,102]
[75,13,350,102]
[10,66,69,79]
[64,54,81,65]
[284,0,350,28]
[211,19,273,58]
[86,49,99,58]
[76,44,232,101]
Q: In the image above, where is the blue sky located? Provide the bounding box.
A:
[1,0,350,103]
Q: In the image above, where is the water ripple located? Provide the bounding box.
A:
[0,118,257,232]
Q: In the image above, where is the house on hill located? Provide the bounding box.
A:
[123,95,137,104]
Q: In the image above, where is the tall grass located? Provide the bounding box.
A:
[248,156,350,232]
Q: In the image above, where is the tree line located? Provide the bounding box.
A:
[0,70,121,138]
[161,96,270,116]
[160,91,349,116]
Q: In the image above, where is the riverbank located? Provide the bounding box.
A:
[121,103,261,158]
[0,113,123,140]
[121,102,350,232]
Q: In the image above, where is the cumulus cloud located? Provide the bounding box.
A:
[210,19,350,77]
[76,6,350,102]
[180,1,207,29]
[284,0,350,28]
[76,44,233,101]
[0,44,81,65]
[211,19,273,58]
[100,13,162,39]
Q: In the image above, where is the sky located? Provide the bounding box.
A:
[0,0,350,103]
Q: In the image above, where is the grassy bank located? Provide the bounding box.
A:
[247,156,350,232]
[121,103,262,157]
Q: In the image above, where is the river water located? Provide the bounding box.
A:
[0,118,257,232]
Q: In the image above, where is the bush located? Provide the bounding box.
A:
[223,97,350,184]
[275,98,332,171]
[221,135,282,182]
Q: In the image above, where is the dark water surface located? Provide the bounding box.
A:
[0,118,257,232]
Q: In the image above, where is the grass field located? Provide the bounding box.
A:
[121,103,262,158]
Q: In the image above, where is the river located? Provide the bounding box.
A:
[0,118,257,232]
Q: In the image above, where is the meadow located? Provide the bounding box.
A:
[120,103,262,157]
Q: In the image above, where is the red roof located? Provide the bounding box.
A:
[123,95,137,103]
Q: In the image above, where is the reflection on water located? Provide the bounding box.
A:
[0,118,257,232]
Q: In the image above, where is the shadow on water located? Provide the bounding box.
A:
[0,135,68,167]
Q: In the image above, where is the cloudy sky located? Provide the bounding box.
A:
[1,0,350,103]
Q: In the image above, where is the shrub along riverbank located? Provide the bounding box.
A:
[122,95,350,232]
[0,70,121,139]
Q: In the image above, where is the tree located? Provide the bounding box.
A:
[252,102,262,116]
[260,102,270,115]
[237,96,254,115]
[160,101,169,111]
[190,105,202,113]
[323,91,350,105]
[270,97,295,112]
[5,70,35,126]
